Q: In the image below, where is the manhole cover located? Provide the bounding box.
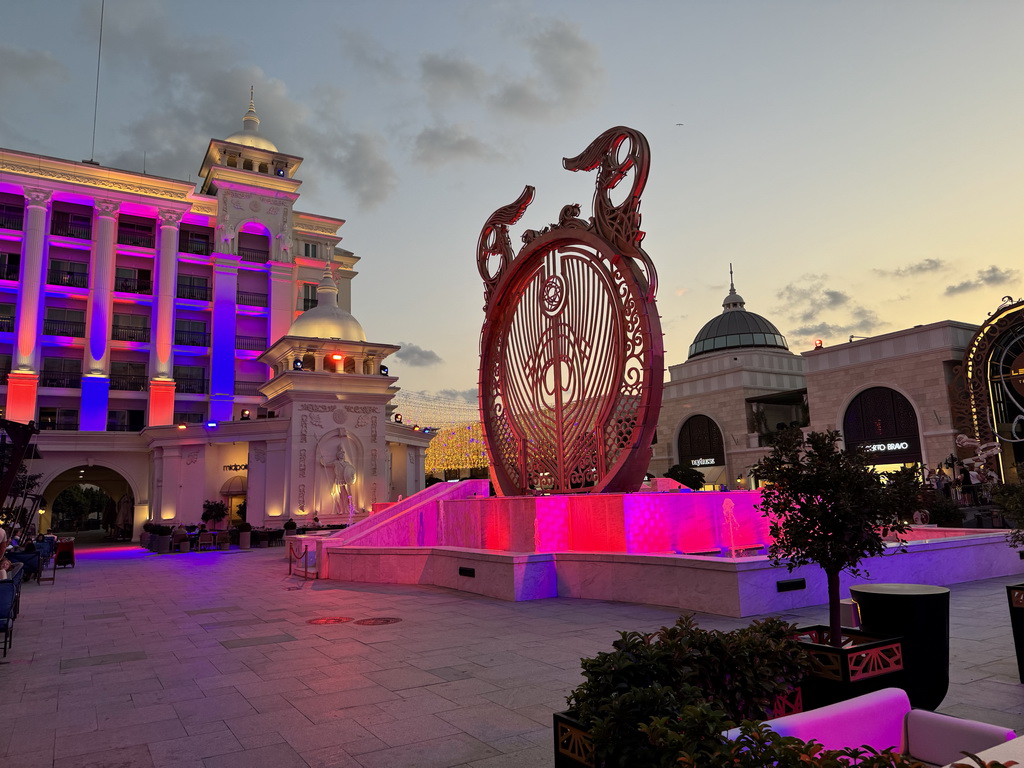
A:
[354,617,402,626]
[306,617,354,625]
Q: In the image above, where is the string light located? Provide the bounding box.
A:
[392,391,488,472]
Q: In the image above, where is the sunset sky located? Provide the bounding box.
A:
[1,0,1021,402]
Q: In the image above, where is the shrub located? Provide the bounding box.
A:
[237,521,252,533]
[283,519,297,531]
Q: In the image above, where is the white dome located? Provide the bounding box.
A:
[287,268,366,342]
[224,95,278,152]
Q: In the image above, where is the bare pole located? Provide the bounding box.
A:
[89,0,105,163]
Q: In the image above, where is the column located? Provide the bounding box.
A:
[268,262,297,344]
[80,199,119,431]
[8,188,51,423]
[148,209,182,426]
[209,256,239,423]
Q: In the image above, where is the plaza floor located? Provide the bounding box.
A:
[4,535,1024,768]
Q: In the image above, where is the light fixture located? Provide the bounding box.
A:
[293,358,303,370]
[814,339,824,349]
[394,413,403,424]
[177,423,187,430]
[379,364,389,376]
[240,410,251,421]
[331,354,343,361]
[206,421,217,428]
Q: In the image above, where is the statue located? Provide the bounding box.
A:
[320,445,356,518]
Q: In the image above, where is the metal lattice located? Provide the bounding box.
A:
[476,127,663,496]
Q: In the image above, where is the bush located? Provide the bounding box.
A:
[566,615,812,767]
[237,521,252,533]
[283,519,297,531]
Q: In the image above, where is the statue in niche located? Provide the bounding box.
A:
[319,443,356,520]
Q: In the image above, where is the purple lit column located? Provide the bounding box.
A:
[209,256,239,423]
[148,209,182,426]
[269,262,297,344]
[80,199,119,430]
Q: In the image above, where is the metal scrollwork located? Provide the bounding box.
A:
[476,127,664,496]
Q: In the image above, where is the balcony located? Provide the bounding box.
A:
[48,270,89,289]
[239,247,269,264]
[114,277,153,295]
[0,213,23,231]
[43,319,86,337]
[0,264,18,281]
[106,423,140,432]
[235,335,266,351]
[110,374,148,391]
[111,325,150,342]
[236,291,268,307]
[234,380,263,396]
[174,377,208,394]
[174,329,210,347]
[39,420,79,431]
[176,284,212,301]
[40,372,82,389]
[0,370,8,384]
[116,229,155,249]
[180,239,213,256]
[301,298,317,311]
[0,316,12,333]
[51,221,91,240]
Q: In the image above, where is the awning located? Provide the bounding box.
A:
[220,475,248,495]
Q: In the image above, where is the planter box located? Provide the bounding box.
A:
[1006,584,1024,683]
[553,711,595,768]
[238,531,251,549]
[156,535,172,555]
[796,625,904,709]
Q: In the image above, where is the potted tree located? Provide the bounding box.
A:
[752,428,910,707]
[237,520,252,549]
[283,519,297,536]
[154,524,173,554]
[201,499,228,531]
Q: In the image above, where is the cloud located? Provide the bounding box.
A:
[436,388,478,403]
[420,53,486,103]
[395,342,443,367]
[874,258,945,278]
[413,124,499,167]
[944,266,1019,295]
[777,274,882,342]
[776,275,851,324]
[0,45,68,90]
[338,28,403,82]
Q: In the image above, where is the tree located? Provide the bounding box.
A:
[201,499,229,529]
[664,464,706,490]
[751,429,909,647]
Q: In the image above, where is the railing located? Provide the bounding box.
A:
[0,264,18,281]
[116,230,155,248]
[110,374,148,391]
[0,214,23,231]
[51,221,92,240]
[0,316,12,333]
[288,539,317,580]
[174,330,210,347]
[301,298,317,311]
[39,420,79,431]
[43,320,85,337]
[234,380,262,396]
[180,239,213,256]
[174,377,208,394]
[47,270,89,288]
[0,370,9,384]
[176,284,212,301]
[236,291,268,307]
[235,335,266,351]
[114,277,153,295]
[39,373,82,389]
[106,423,141,432]
[111,325,150,342]
[239,247,269,263]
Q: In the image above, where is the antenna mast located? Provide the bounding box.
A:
[88,0,105,164]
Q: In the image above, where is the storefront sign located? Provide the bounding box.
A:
[690,457,717,467]
[862,442,910,453]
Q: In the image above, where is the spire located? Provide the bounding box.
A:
[729,263,735,294]
[316,264,339,307]
[242,86,260,132]
[722,264,746,312]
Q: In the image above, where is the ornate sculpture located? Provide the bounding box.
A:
[476,127,664,495]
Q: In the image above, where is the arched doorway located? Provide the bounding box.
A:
[676,415,726,489]
[42,464,137,541]
[842,387,922,471]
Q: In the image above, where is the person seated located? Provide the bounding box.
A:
[311,516,321,528]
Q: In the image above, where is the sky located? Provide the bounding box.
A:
[1,0,1022,403]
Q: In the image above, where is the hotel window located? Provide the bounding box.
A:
[116,217,155,248]
[38,407,79,431]
[107,409,145,432]
[115,266,153,294]
[301,282,317,310]
[0,203,24,231]
[173,410,205,424]
[0,252,19,281]
[43,307,86,337]
[174,319,209,347]
[304,243,319,259]
[51,211,91,240]
[0,354,10,383]
[110,361,148,391]
[40,357,82,388]
[0,303,12,333]
[112,313,150,342]
[180,230,213,256]
[48,259,88,288]
[173,364,207,394]
[176,274,211,301]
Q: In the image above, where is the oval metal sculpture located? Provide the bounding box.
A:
[477,127,664,496]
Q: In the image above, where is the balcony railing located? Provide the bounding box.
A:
[116,230,155,248]
[234,380,263,396]
[39,420,79,431]
[111,325,150,342]
[106,423,141,432]
[176,284,212,301]
[0,316,12,333]
[0,264,18,281]
[174,329,210,347]
[239,247,269,263]
[47,270,89,288]
[174,377,208,394]
[301,298,317,311]
[114,277,153,295]
[43,320,86,337]
[51,221,91,240]
[110,374,148,391]
[0,370,8,384]
[237,291,268,307]
[180,239,213,256]
[235,335,266,351]
[0,214,23,231]
[40,372,82,389]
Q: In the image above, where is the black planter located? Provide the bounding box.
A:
[796,625,904,710]
[850,583,950,710]
[1007,584,1024,684]
[553,711,595,768]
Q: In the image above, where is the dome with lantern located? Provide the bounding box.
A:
[688,269,789,358]
[287,266,366,342]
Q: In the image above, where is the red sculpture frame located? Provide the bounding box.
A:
[476,127,664,496]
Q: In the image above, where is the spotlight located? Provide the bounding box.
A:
[293,358,304,370]
[394,413,403,424]
[379,364,389,376]
[275,168,286,177]
[331,354,343,361]
[240,409,251,421]
[206,421,217,428]
[177,423,187,430]
[814,339,824,349]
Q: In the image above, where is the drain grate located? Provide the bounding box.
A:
[354,617,402,626]
[306,617,354,625]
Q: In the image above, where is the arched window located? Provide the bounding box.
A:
[258,163,269,174]
[843,387,921,463]
[242,159,253,171]
[676,415,725,469]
